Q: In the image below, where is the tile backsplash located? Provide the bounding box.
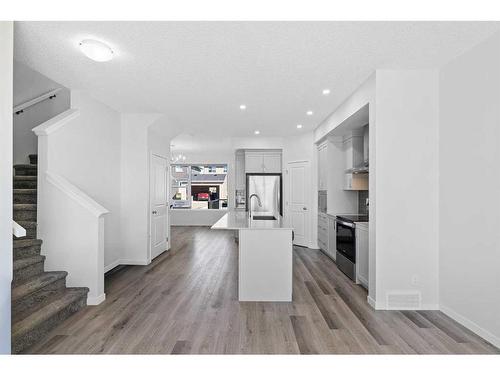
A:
[358,191,369,214]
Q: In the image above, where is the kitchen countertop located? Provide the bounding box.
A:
[211,210,293,230]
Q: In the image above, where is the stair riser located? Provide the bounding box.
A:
[24,227,37,239]
[13,262,45,287]
[12,278,66,320]
[12,295,86,354]
[14,169,37,177]
[13,194,37,204]
[14,245,42,260]
[13,210,37,222]
[13,181,37,189]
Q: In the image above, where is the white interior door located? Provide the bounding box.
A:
[287,161,310,247]
[150,154,169,260]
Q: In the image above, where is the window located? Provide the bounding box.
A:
[170,164,228,210]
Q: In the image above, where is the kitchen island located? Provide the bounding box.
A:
[211,210,293,302]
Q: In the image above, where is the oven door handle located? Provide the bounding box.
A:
[336,219,354,228]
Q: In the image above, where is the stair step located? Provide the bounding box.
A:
[12,287,88,353]
[13,204,37,222]
[13,239,43,260]
[13,255,46,286]
[13,176,37,189]
[13,221,37,239]
[28,154,38,165]
[12,271,67,320]
[13,164,37,176]
[13,189,37,204]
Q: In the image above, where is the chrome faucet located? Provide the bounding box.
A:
[248,194,262,217]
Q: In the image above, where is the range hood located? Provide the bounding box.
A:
[346,160,369,174]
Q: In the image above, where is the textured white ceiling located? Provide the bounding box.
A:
[14,21,500,137]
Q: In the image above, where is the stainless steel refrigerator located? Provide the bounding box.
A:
[246,174,282,216]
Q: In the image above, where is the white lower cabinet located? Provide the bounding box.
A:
[327,215,336,261]
[317,213,328,251]
[355,224,369,288]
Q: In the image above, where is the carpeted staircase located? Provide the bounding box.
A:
[12,154,89,353]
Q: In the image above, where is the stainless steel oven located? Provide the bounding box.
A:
[335,216,357,280]
[318,190,327,213]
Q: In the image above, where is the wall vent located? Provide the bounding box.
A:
[386,291,421,310]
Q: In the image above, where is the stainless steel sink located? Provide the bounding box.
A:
[252,215,277,220]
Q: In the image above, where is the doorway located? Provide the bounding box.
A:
[286,160,311,247]
[149,153,170,260]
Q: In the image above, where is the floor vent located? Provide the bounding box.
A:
[386,291,421,310]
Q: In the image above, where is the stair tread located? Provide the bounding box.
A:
[14,221,37,229]
[13,204,37,211]
[13,239,42,249]
[13,189,37,194]
[12,287,88,337]
[12,271,67,301]
[13,164,37,169]
[13,176,37,181]
[13,255,45,271]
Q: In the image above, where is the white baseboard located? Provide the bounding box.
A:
[119,258,150,266]
[440,304,500,349]
[104,259,120,273]
[87,293,106,305]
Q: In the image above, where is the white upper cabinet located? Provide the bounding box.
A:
[317,142,328,190]
[235,151,246,190]
[245,151,282,173]
[263,153,282,173]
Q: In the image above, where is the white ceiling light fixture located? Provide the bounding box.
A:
[322,89,331,95]
[296,124,303,129]
[79,39,114,62]
[254,130,260,135]
[306,110,313,116]
[239,104,247,110]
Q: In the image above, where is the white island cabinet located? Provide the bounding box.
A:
[212,210,293,301]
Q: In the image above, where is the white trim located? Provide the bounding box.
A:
[441,304,500,349]
[87,293,106,305]
[119,259,150,266]
[32,108,80,136]
[46,171,109,217]
[12,221,26,238]
[104,259,120,273]
[14,88,62,114]
[367,295,376,309]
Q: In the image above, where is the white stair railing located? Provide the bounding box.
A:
[12,221,26,238]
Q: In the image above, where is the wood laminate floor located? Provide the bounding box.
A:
[27,226,499,354]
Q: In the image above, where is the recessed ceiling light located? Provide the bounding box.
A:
[254,130,260,135]
[79,39,114,62]
[322,89,330,95]
[296,124,303,129]
[240,104,247,110]
[306,111,313,116]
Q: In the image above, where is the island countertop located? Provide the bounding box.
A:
[211,210,293,230]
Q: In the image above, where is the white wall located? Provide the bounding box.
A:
[439,31,500,347]
[0,21,13,354]
[120,114,175,265]
[375,70,439,309]
[314,74,377,303]
[48,91,122,270]
[13,61,70,165]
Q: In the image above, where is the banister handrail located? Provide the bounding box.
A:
[13,88,62,115]
[12,221,26,238]
[46,171,109,217]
